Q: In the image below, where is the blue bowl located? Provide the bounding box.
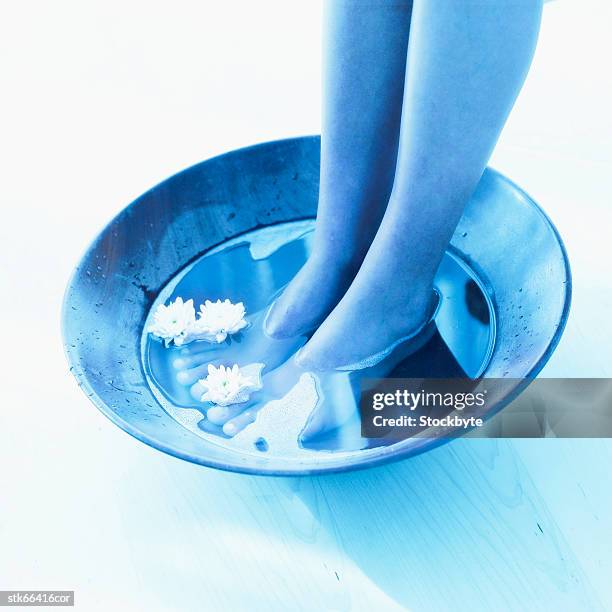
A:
[62,136,571,475]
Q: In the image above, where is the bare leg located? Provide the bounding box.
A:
[298,0,543,370]
[265,0,413,338]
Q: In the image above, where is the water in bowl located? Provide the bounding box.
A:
[141,221,495,457]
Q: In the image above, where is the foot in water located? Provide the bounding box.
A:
[172,306,308,386]
[191,295,439,441]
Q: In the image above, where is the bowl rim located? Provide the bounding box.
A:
[61,136,572,476]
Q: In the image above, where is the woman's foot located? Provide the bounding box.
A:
[172,308,306,386]
[296,289,434,372]
[189,358,305,436]
[189,357,357,441]
[188,308,437,442]
[264,249,362,339]
[295,217,437,371]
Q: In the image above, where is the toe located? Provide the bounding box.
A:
[222,409,257,437]
[176,362,210,385]
[207,404,245,425]
[172,351,213,370]
[190,380,206,401]
[197,417,225,436]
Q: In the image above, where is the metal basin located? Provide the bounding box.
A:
[62,136,571,475]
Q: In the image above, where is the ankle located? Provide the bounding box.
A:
[387,287,437,334]
[309,243,365,277]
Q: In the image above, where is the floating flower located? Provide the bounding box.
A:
[148,297,196,346]
[198,363,262,406]
[191,299,247,344]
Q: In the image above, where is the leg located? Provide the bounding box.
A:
[265,0,413,338]
[298,0,543,369]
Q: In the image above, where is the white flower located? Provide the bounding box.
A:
[149,297,196,346]
[191,299,247,344]
[198,363,262,406]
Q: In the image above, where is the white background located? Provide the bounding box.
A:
[1,1,612,610]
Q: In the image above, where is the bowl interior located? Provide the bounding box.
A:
[62,136,570,475]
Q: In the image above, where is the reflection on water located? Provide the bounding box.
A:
[142,221,496,456]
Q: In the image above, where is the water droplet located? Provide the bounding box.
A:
[254,437,269,452]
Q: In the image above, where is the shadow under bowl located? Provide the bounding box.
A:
[62,136,571,475]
